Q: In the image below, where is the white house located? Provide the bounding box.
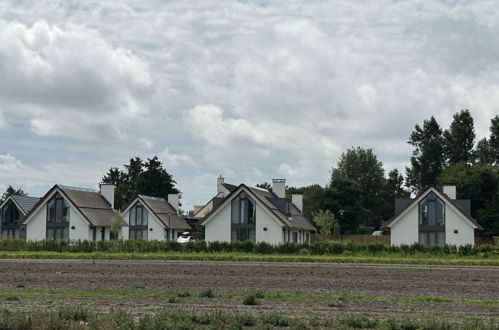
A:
[23,184,116,241]
[385,185,483,246]
[0,195,40,239]
[121,194,191,241]
[200,178,316,244]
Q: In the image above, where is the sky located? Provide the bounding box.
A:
[1,0,498,211]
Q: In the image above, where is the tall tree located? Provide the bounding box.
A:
[405,116,445,192]
[136,156,180,199]
[102,156,179,210]
[489,115,499,165]
[475,138,494,165]
[0,186,27,204]
[324,178,366,234]
[330,147,386,228]
[443,109,476,165]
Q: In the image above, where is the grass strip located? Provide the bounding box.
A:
[1,288,498,309]
[0,251,498,266]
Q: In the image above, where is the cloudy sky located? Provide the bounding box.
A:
[1,0,498,210]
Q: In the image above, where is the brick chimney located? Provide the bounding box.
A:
[99,184,115,210]
[272,179,286,198]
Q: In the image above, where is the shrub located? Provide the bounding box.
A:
[254,242,274,254]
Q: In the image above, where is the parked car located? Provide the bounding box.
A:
[177,232,193,243]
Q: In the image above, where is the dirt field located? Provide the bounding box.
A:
[0,259,497,321]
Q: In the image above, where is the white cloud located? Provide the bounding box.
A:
[138,137,153,149]
[0,20,153,140]
[158,147,195,167]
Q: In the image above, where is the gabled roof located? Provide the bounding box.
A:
[222,183,238,192]
[23,185,115,227]
[0,195,40,216]
[385,187,483,230]
[126,195,191,230]
[201,184,316,231]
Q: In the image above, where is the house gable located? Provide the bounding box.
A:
[201,185,286,228]
[386,187,482,230]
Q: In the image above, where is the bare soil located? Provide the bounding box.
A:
[0,259,497,320]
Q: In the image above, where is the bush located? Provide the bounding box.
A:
[254,242,274,254]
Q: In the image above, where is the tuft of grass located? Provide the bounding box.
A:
[199,288,214,298]
[242,294,258,306]
[4,295,19,301]
[339,314,378,328]
[261,311,288,326]
[177,290,190,298]
[58,305,91,322]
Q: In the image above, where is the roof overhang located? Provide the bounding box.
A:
[0,196,27,216]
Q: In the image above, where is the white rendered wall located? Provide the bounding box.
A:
[148,213,166,241]
[390,205,419,245]
[255,203,283,244]
[25,204,47,241]
[445,206,475,246]
[204,202,231,242]
[69,207,90,241]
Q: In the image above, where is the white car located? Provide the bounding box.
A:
[177,232,193,243]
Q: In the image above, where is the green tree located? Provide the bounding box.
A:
[324,178,366,234]
[136,156,180,199]
[379,169,411,221]
[102,156,180,210]
[330,147,386,229]
[312,209,338,240]
[0,185,27,204]
[405,116,445,192]
[287,184,325,220]
[475,138,494,165]
[443,109,476,165]
[489,115,499,165]
[110,210,127,239]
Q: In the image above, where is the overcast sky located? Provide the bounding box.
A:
[1,0,498,210]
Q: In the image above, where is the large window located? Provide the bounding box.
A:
[418,192,445,245]
[129,203,148,239]
[231,191,256,242]
[1,201,21,238]
[46,194,70,240]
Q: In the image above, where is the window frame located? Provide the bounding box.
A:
[231,191,256,242]
[129,202,148,240]
[418,192,445,246]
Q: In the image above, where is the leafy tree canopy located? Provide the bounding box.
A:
[0,185,27,204]
[102,156,179,210]
[443,109,476,165]
[405,116,445,193]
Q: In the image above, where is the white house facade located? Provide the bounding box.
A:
[23,184,116,241]
[386,185,482,246]
[121,194,191,241]
[201,178,316,244]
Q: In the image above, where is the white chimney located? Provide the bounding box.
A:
[272,179,286,198]
[100,184,115,210]
[217,175,224,195]
[292,194,303,214]
[168,193,180,213]
[443,185,456,200]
